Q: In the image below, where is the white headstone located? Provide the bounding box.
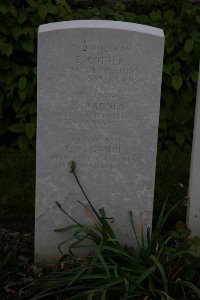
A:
[187,64,200,239]
[35,20,164,264]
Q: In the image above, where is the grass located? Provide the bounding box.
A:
[0,145,190,228]
[17,162,199,299]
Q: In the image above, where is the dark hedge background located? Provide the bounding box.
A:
[0,0,200,152]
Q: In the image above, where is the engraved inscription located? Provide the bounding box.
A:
[56,111,133,128]
[72,42,130,53]
[50,41,139,171]
[59,41,138,83]
[51,133,138,171]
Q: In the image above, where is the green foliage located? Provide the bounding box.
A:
[0,0,72,150]
[0,0,200,151]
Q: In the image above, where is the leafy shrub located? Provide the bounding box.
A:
[0,0,72,150]
[0,0,200,151]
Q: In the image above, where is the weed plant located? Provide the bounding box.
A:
[27,161,200,300]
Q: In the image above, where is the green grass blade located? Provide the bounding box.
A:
[80,274,112,280]
[154,198,181,235]
[154,198,167,231]
[101,290,107,300]
[32,291,57,299]
[150,254,168,292]
[54,224,80,232]
[113,265,118,278]
[86,254,98,274]
[67,268,87,287]
[87,291,94,299]
[93,243,110,276]
[103,245,140,265]
[177,280,200,298]
[91,278,124,292]
[58,237,75,255]
[73,225,102,242]
[136,265,156,285]
[99,208,116,237]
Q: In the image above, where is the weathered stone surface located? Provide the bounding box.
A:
[187,64,200,240]
[35,20,164,264]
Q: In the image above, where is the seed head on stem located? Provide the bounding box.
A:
[68,160,76,173]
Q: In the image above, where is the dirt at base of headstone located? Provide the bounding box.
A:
[0,218,34,263]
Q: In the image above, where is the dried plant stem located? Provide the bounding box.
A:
[55,201,82,226]
[71,167,100,221]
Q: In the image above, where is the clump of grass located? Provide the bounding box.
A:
[28,161,200,300]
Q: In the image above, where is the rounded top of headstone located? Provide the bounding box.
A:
[39,20,164,38]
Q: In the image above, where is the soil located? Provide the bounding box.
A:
[0,218,34,263]
[0,217,35,299]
